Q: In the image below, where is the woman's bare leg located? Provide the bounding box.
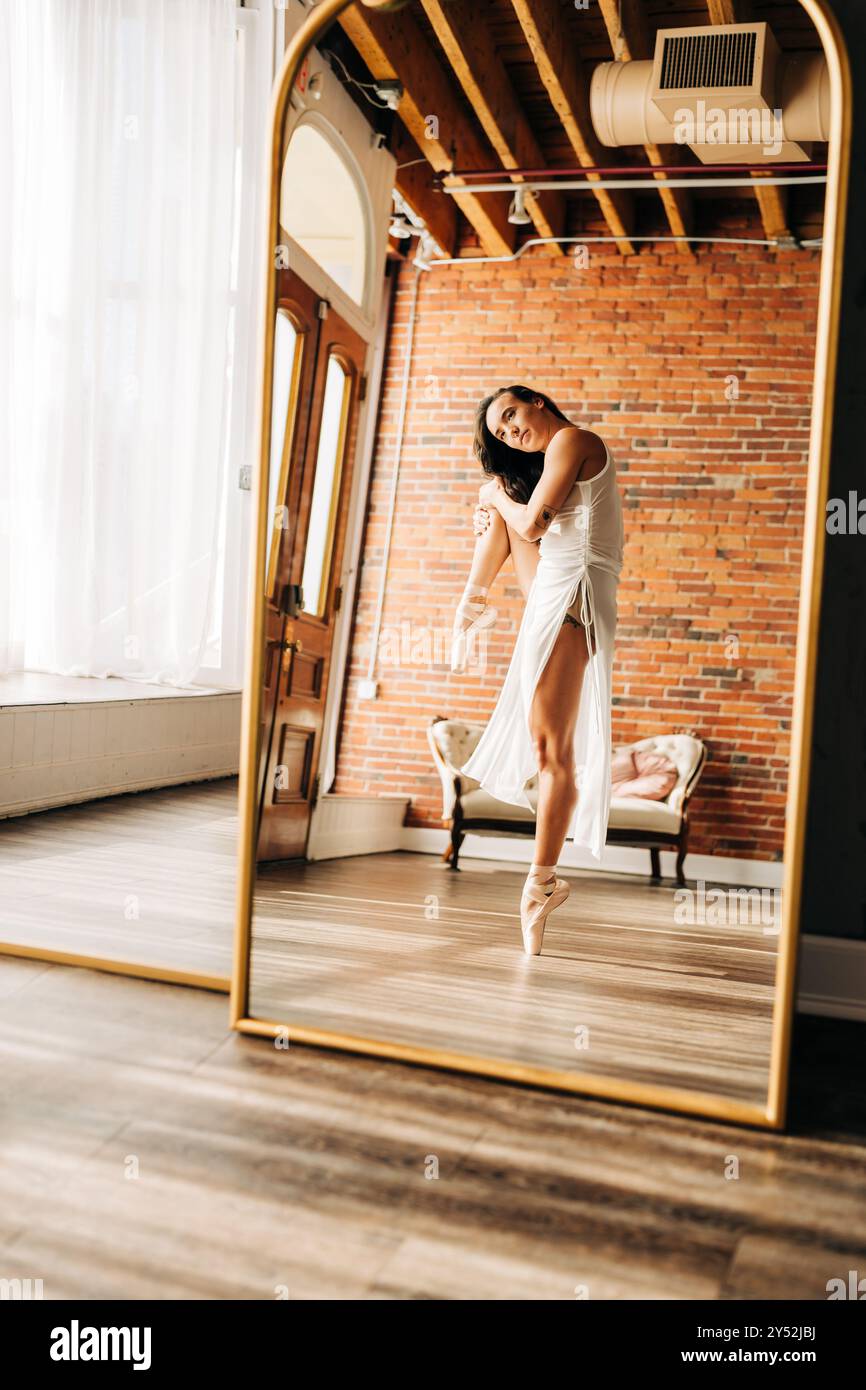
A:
[463,506,540,597]
[504,523,541,600]
[528,622,592,864]
[463,506,510,590]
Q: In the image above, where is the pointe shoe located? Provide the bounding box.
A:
[520,874,570,955]
[450,599,498,673]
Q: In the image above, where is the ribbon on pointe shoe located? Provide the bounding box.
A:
[519,871,570,955]
[450,585,498,672]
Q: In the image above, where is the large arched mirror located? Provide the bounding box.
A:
[232,0,851,1132]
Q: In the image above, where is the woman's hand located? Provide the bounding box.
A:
[472,477,503,533]
[472,504,491,536]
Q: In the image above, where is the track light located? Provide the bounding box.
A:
[388,214,414,239]
[413,232,437,271]
[373,78,403,110]
[507,186,532,225]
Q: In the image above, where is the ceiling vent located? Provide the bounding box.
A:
[657,28,760,95]
[590,22,830,164]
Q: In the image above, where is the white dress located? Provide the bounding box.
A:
[460,438,625,861]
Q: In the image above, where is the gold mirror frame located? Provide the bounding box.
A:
[231,0,852,1130]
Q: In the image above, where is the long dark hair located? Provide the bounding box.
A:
[473,384,572,503]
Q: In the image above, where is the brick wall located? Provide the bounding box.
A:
[334,238,821,863]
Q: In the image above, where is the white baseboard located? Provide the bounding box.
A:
[306,792,411,860]
[400,825,785,888]
[0,691,241,818]
[797,936,866,1022]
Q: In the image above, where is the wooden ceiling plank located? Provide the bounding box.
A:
[597,0,695,252]
[509,0,636,255]
[751,180,794,240]
[707,0,752,22]
[420,0,565,257]
[390,120,457,258]
[339,5,517,258]
[706,0,793,242]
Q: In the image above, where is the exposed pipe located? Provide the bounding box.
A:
[365,265,422,685]
[421,233,821,271]
[441,161,828,182]
[438,175,826,196]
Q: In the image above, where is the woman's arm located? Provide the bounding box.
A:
[483,428,605,542]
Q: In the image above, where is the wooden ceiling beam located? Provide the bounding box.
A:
[390,120,457,258]
[420,0,565,257]
[706,0,793,242]
[707,0,753,21]
[509,0,636,256]
[597,0,695,254]
[339,4,516,258]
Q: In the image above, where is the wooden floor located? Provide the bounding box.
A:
[0,779,779,1107]
[0,957,863,1300]
[250,853,779,1106]
[0,779,238,977]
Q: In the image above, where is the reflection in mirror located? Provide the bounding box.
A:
[280,123,367,306]
[301,356,351,617]
[267,310,302,595]
[238,0,842,1125]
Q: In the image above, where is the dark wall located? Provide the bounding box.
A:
[800,0,866,940]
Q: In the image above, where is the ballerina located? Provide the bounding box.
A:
[450,385,624,956]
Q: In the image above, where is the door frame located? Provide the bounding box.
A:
[256,290,368,863]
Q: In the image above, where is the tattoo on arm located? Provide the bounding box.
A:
[534,505,558,532]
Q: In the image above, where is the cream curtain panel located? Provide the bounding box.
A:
[0,0,239,686]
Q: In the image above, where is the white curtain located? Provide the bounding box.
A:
[0,0,239,686]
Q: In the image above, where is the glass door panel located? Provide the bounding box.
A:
[266,309,303,596]
[300,355,351,618]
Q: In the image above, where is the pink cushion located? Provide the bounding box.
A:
[611,748,678,801]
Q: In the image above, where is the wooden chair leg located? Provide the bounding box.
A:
[441,842,453,864]
[650,846,661,881]
[676,818,690,887]
[450,823,464,871]
[449,779,465,870]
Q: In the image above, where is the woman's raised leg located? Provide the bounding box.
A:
[504,522,541,601]
[453,511,540,671]
[463,505,510,590]
[460,508,540,596]
[452,508,510,672]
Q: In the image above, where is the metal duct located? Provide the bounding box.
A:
[590,22,830,165]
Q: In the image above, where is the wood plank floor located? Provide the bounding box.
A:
[0,958,862,1300]
[250,854,780,1105]
[0,779,238,976]
[0,779,780,1106]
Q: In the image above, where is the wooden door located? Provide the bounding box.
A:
[256,281,367,862]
